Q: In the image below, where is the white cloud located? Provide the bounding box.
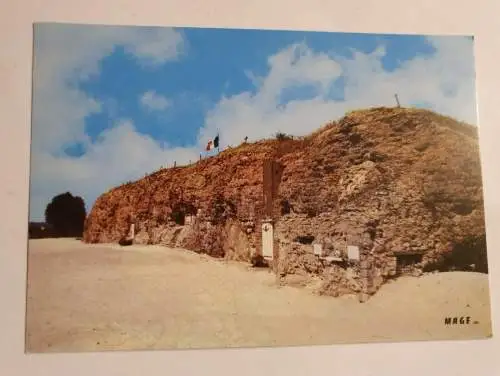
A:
[139,90,171,111]
[31,23,185,154]
[124,28,185,67]
[29,23,185,220]
[202,36,477,150]
[259,43,342,102]
[29,29,477,222]
[30,120,199,222]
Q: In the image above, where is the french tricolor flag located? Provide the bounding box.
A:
[205,134,219,151]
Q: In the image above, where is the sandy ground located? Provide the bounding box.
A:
[25,239,493,353]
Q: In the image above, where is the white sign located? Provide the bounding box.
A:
[262,222,274,259]
[313,243,324,257]
[347,245,360,261]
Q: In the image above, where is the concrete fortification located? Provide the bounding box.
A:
[83,107,487,298]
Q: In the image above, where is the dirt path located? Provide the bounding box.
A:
[25,239,492,353]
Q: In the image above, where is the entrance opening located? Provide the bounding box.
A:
[422,234,488,273]
[171,210,185,225]
[295,235,315,245]
[394,252,424,276]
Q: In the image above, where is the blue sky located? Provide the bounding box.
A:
[77,29,435,150]
[29,23,477,221]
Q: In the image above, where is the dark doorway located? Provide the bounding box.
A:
[395,252,423,276]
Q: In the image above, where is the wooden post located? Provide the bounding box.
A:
[394,94,401,108]
[263,160,273,218]
[345,233,348,256]
[358,253,372,303]
[262,159,285,285]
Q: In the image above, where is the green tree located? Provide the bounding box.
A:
[44,192,87,237]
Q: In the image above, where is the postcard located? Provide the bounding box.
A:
[26,23,491,353]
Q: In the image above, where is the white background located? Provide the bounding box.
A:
[1,0,499,375]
